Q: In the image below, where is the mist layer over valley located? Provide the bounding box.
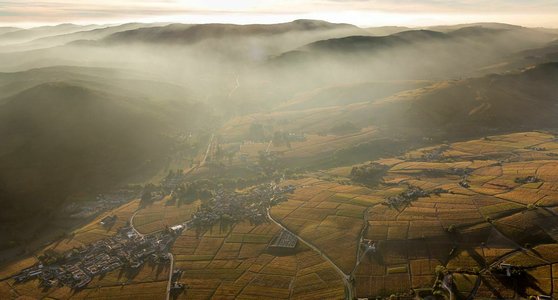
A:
[1,18,558,299]
[1,19,557,247]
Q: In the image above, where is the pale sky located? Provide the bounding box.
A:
[1,0,558,28]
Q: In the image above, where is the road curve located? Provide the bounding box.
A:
[129,209,145,237]
[266,209,353,300]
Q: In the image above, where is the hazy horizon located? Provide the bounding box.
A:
[2,1,558,299]
[5,19,558,31]
[1,0,558,28]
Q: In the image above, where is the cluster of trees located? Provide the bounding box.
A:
[140,184,159,206]
[514,176,540,184]
[385,185,430,208]
[38,249,65,265]
[350,162,388,185]
[172,182,212,205]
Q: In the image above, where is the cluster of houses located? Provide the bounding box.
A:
[361,239,377,254]
[527,146,547,151]
[170,269,186,295]
[514,176,541,184]
[385,185,430,207]
[191,183,295,229]
[420,145,450,162]
[13,226,179,290]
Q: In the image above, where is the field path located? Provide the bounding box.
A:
[166,253,174,300]
[200,133,215,166]
[129,210,145,237]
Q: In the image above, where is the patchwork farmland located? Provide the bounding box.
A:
[270,131,558,298]
[3,131,558,299]
[171,221,346,299]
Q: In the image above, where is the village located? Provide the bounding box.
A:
[190,183,296,231]
[12,223,182,290]
[11,172,296,292]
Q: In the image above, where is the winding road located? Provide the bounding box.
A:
[266,209,353,300]
[165,253,174,300]
[129,209,144,237]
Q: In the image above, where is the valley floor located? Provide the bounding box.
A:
[2,131,558,299]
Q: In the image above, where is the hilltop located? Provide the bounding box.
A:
[102,19,361,45]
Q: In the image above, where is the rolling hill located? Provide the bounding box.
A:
[0,24,102,46]
[277,26,555,60]
[0,67,210,248]
[103,19,362,45]
[226,62,558,142]
[0,23,170,53]
[276,80,432,111]
[357,62,558,137]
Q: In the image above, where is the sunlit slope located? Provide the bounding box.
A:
[228,62,558,141]
[367,62,558,135]
[272,131,558,298]
[276,80,431,111]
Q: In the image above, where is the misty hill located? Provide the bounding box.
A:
[366,26,411,36]
[427,22,523,32]
[277,80,432,111]
[295,26,554,55]
[0,27,20,35]
[366,62,558,136]
[0,68,209,244]
[0,65,194,103]
[235,62,558,141]
[483,40,558,75]
[267,26,557,83]
[300,30,446,53]
[0,23,169,53]
[0,24,101,46]
[103,20,361,45]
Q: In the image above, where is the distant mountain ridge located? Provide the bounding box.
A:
[0,23,102,45]
[102,19,361,44]
[298,26,554,53]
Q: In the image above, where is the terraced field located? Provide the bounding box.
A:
[270,178,373,274]
[270,131,558,298]
[171,221,346,299]
[3,131,558,299]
